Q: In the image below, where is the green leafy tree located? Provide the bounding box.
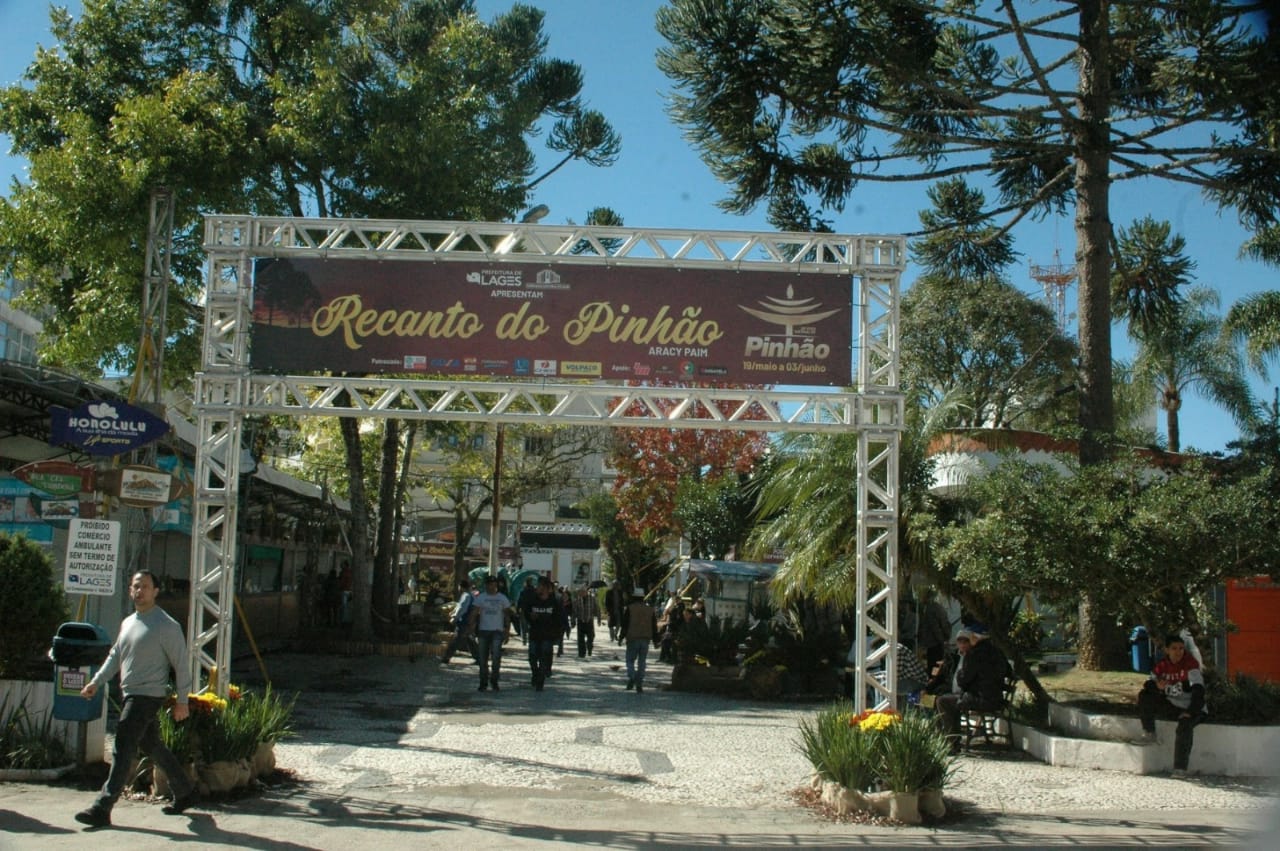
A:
[673,473,756,559]
[577,492,668,595]
[1,0,620,641]
[905,178,1078,432]
[657,1,1278,668]
[657,0,1279,465]
[0,534,68,678]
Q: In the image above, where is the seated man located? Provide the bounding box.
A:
[1136,632,1207,776]
[935,626,1008,751]
[924,631,971,697]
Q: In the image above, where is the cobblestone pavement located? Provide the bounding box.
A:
[2,646,1276,849]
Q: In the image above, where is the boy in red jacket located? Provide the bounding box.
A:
[1136,633,1207,776]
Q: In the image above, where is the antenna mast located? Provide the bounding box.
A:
[1030,249,1077,331]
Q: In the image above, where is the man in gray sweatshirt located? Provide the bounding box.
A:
[74,570,198,828]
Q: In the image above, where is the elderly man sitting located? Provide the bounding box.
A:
[934,625,1008,752]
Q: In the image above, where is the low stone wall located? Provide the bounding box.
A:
[1011,703,1280,777]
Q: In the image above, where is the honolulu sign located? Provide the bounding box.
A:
[50,401,170,456]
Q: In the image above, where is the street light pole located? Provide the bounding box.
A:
[487,423,504,577]
[486,205,546,578]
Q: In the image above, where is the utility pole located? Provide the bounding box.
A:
[487,424,504,577]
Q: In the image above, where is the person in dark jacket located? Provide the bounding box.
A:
[935,626,1008,751]
[521,577,565,691]
[620,589,659,693]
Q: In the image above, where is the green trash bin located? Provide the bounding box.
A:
[49,622,111,722]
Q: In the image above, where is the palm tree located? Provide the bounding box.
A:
[1131,287,1257,452]
[1224,290,1280,378]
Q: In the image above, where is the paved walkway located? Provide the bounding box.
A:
[2,646,1277,848]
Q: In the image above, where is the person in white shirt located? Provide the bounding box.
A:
[470,575,513,692]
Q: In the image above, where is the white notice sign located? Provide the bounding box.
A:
[64,518,121,597]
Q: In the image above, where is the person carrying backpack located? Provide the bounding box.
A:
[441,580,477,664]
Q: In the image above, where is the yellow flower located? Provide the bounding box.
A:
[856,710,900,733]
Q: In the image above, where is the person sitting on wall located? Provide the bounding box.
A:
[1136,632,1208,777]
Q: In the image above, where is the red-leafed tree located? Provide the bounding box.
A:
[609,387,769,541]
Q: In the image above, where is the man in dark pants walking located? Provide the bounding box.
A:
[75,570,198,827]
[573,586,600,657]
[522,577,564,691]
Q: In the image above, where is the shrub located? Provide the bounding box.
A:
[1008,610,1047,657]
[1204,671,1280,725]
[160,684,298,765]
[0,533,68,678]
[0,693,71,770]
[679,615,751,666]
[797,701,880,791]
[879,711,955,792]
[796,701,955,793]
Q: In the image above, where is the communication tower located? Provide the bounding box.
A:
[1030,249,1077,331]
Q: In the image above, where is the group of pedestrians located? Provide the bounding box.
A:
[440,575,661,694]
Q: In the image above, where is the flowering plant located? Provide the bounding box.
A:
[798,701,953,794]
[160,683,295,766]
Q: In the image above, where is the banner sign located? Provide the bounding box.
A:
[250,258,853,387]
[12,460,94,497]
[50,401,169,456]
[64,518,121,597]
[97,465,181,508]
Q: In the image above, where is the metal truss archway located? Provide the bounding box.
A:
[191,216,904,711]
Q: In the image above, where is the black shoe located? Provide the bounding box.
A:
[478,683,488,691]
[636,682,643,694]
[162,789,198,815]
[74,806,111,828]
[491,680,499,691]
[626,678,635,690]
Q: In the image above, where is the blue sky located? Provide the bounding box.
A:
[4,0,1277,453]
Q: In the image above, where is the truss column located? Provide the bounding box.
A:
[187,377,248,694]
[853,272,903,713]
[188,234,255,696]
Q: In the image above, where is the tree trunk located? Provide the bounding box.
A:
[1071,0,1125,667]
[1076,594,1129,670]
[1073,0,1115,466]
[339,415,373,640]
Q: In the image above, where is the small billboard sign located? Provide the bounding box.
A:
[49,401,169,456]
[64,518,121,597]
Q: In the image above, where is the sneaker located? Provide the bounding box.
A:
[491,680,499,691]
[635,682,643,694]
[626,678,635,690]
[1171,768,1191,778]
[478,683,488,692]
[74,806,111,828]
[162,789,198,815]
[1134,729,1158,745]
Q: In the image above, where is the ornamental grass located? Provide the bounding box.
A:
[797,700,955,793]
[160,684,296,766]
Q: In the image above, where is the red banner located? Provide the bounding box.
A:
[250,258,852,387]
